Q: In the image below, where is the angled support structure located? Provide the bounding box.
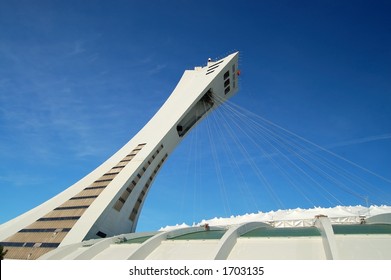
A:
[0,52,240,259]
[315,216,340,260]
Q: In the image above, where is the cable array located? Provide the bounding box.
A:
[178,94,391,220]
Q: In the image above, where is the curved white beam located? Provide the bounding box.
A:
[126,226,224,260]
[213,222,270,260]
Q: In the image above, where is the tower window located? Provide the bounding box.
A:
[224,70,229,80]
[96,231,107,238]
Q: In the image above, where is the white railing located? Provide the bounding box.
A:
[265,216,363,228]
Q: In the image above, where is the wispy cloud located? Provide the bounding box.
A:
[0,43,166,170]
[66,40,86,57]
[0,173,48,188]
[148,64,167,75]
[0,43,126,162]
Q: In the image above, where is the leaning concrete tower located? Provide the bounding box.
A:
[0,52,240,259]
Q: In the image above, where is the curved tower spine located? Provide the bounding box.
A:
[0,52,240,259]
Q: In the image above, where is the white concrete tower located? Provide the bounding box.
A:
[0,52,240,259]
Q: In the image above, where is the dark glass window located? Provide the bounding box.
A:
[208,60,224,68]
[95,179,112,183]
[70,195,98,200]
[0,242,60,248]
[96,231,107,238]
[18,228,71,233]
[104,172,119,176]
[55,205,89,210]
[38,216,80,221]
[84,186,105,190]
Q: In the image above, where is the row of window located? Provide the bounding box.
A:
[69,190,103,203]
[3,144,148,254]
[103,171,120,176]
[42,209,87,220]
[206,60,224,76]
[97,143,146,187]
[18,228,71,233]
[129,153,168,222]
[208,59,224,69]
[3,230,67,246]
[94,178,113,183]
[113,144,164,213]
[222,63,237,95]
[67,143,148,211]
[27,219,78,230]
[38,216,81,221]
[112,165,125,170]
[54,205,89,210]
[54,198,96,209]
[84,186,106,190]
[0,241,60,248]
[70,195,99,200]
[223,70,230,95]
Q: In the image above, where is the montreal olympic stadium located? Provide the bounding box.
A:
[40,210,391,260]
[1,52,390,260]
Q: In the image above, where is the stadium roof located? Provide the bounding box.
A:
[39,211,391,260]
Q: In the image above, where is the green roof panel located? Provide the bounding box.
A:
[168,230,226,240]
[332,224,391,235]
[242,226,321,237]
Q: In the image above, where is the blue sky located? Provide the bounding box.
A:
[0,0,390,232]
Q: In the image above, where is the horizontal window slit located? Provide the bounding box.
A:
[18,228,71,233]
[38,216,80,221]
[94,179,112,183]
[54,205,89,210]
[70,195,98,200]
[0,242,60,248]
[208,60,224,68]
[84,186,106,190]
